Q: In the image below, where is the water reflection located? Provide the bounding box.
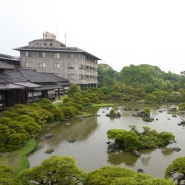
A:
[161,147,174,155]
[107,150,139,166]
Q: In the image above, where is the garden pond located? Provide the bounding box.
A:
[28,102,185,178]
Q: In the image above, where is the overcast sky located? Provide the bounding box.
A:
[1,0,185,74]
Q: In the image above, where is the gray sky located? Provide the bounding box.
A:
[1,0,185,74]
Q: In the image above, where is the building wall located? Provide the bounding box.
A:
[20,50,98,86]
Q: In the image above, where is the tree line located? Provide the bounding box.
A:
[97,63,185,103]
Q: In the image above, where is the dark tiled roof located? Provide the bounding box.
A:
[35,84,63,90]
[14,46,100,60]
[0,61,15,69]
[0,72,26,83]
[43,73,70,83]
[7,69,58,83]
[6,69,70,86]
[0,72,40,90]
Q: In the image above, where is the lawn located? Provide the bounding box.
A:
[0,139,36,176]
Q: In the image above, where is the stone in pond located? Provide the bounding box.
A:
[45,149,54,154]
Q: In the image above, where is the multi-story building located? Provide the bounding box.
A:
[15,32,100,89]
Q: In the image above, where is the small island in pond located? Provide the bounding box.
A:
[106,126,175,156]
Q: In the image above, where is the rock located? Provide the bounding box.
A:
[172,147,181,152]
[68,138,77,143]
[45,148,54,154]
[142,117,154,122]
[178,120,185,125]
[137,168,144,173]
[41,133,54,140]
[106,111,121,118]
[132,150,141,157]
[65,122,71,126]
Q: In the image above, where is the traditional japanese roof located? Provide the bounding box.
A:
[0,72,41,90]
[6,69,70,88]
[0,61,15,70]
[7,69,58,83]
[43,73,71,85]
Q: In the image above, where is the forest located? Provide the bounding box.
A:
[97,63,185,104]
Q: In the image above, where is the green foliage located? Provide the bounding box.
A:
[109,109,116,115]
[165,156,185,181]
[85,166,135,185]
[0,99,67,151]
[18,155,86,185]
[67,84,80,98]
[15,115,42,135]
[0,165,19,185]
[97,63,185,103]
[7,133,27,150]
[178,102,185,111]
[60,106,78,119]
[107,127,175,151]
[123,131,139,151]
[98,64,119,88]
[111,173,175,185]
[143,107,151,116]
[51,107,65,121]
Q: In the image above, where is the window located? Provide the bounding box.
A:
[25,62,32,68]
[50,43,52,46]
[54,63,60,69]
[25,51,31,57]
[79,74,83,80]
[79,64,83,70]
[44,43,47,46]
[68,74,74,80]
[68,64,74,69]
[54,53,60,58]
[48,90,55,94]
[39,62,46,68]
[39,52,45,58]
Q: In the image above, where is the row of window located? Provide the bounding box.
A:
[24,51,97,63]
[68,74,97,80]
[25,62,97,71]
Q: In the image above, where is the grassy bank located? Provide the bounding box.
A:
[0,102,114,176]
[0,139,36,176]
[92,103,115,107]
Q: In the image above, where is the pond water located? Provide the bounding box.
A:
[28,103,185,178]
